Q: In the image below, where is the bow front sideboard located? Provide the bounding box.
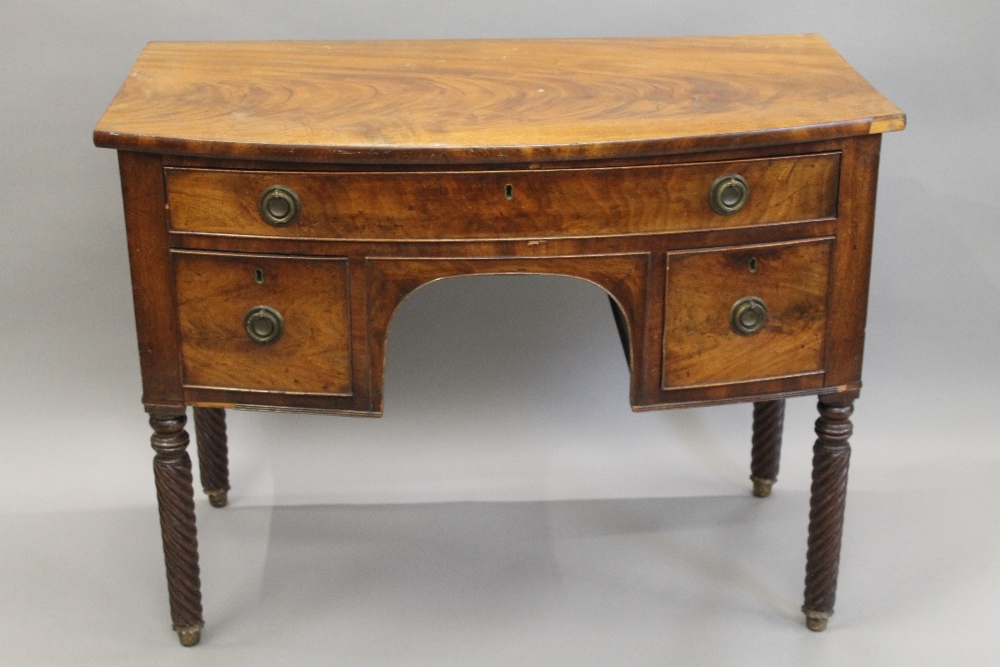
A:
[94,35,904,646]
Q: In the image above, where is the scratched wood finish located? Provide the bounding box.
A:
[168,217,838,259]
[164,153,839,240]
[173,251,353,396]
[663,238,832,388]
[649,374,829,410]
[160,136,849,172]
[94,36,904,164]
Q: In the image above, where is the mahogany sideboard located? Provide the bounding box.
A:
[94,35,904,646]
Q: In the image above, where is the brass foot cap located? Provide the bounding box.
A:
[206,489,229,508]
[175,625,202,647]
[751,477,774,498]
[804,613,829,632]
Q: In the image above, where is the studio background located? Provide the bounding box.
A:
[1,1,997,665]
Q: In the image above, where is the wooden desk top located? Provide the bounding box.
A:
[94,35,904,164]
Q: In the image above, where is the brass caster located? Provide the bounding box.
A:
[175,624,203,646]
[751,477,774,498]
[804,611,829,632]
[206,488,228,508]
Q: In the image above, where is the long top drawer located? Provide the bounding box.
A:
[165,152,839,241]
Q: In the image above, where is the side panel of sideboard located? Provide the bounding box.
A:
[118,151,185,410]
[824,133,881,389]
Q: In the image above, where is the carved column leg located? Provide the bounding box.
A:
[149,410,204,647]
[750,399,785,497]
[802,394,854,631]
[193,407,230,508]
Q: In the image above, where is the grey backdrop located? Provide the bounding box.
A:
[2,1,998,665]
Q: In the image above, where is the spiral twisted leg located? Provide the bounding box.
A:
[149,410,204,647]
[194,407,230,508]
[750,399,785,497]
[802,394,854,631]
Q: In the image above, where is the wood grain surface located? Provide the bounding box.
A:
[823,134,881,387]
[94,36,904,164]
[173,251,353,396]
[165,153,839,240]
[663,238,832,388]
[117,151,184,409]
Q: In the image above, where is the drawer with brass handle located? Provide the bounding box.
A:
[662,238,833,389]
[172,250,353,396]
[163,152,839,241]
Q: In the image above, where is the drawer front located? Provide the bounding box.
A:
[165,153,839,240]
[662,238,832,389]
[173,251,352,396]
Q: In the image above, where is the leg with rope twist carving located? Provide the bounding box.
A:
[802,394,854,631]
[750,399,785,497]
[194,407,230,508]
[149,410,204,646]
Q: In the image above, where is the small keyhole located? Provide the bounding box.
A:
[748,258,758,273]
[254,268,265,284]
[505,183,514,200]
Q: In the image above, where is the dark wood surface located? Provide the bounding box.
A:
[163,153,839,240]
[193,407,230,508]
[663,238,832,388]
[150,138,869,414]
[94,36,903,164]
[824,134,882,386]
[803,392,855,631]
[95,37,903,641]
[173,251,353,396]
[118,152,184,409]
[148,410,203,646]
[751,400,785,497]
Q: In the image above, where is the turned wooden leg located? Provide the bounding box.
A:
[149,410,204,647]
[194,407,230,508]
[802,394,854,632]
[750,399,785,497]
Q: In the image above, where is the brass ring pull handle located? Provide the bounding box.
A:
[710,174,749,215]
[259,185,301,226]
[730,296,768,335]
[244,305,284,345]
